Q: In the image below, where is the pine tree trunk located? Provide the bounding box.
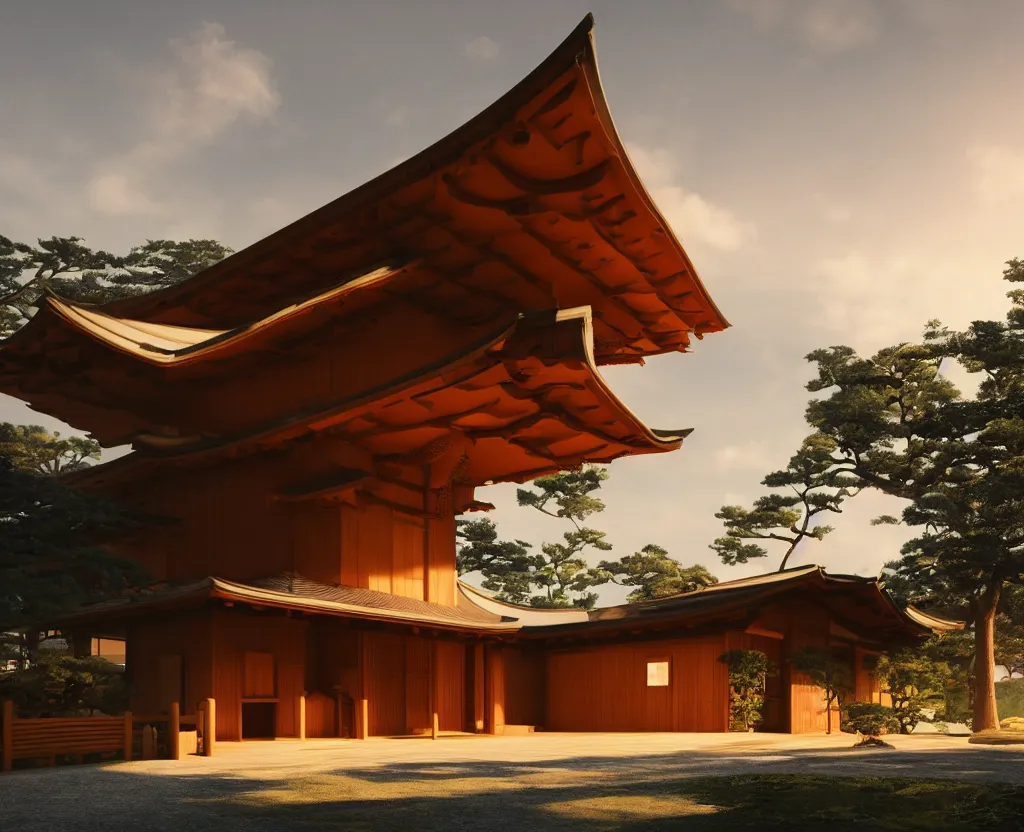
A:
[972,582,1001,732]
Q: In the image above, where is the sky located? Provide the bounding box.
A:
[2,0,1023,605]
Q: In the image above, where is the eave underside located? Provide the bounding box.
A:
[61,308,689,492]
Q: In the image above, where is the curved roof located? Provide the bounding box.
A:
[519,565,964,641]
[100,15,728,363]
[63,305,691,490]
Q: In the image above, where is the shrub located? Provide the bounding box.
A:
[843,702,900,737]
[719,649,773,731]
[0,653,127,717]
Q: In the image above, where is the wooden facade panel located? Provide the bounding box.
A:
[504,647,546,727]
[359,504,393,594]
[404,636,431,734]
[306,691,337,738]
[291,503,342,585]
[211,610,309,741]
[545,636,728,733]
[392,515,426,601]
[427,513,456,606]
[243,652,276,698]
[156,654,184,713]
[435,640,465,732]
[785,603,831,734]
[363,631,406,736]
[127,611,213,717]
[276,663,304,737]
[486,647,505,734]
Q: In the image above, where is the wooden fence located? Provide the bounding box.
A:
[1,698,215,772]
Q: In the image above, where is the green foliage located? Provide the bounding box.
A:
[762,257,1024,731]
[0,422,100,474]
[514,466,614,609]
[876,651,951,733]
[0,235,232,336]
[599,544,717,602]
[842,702,900,737]
[0,654,127,717]
[455,517,540,605]
[0,461,147,633]
[719,649,772,730]
[793,647,853,731]
[710,433,859,571]
[997,679,1024,721]
[456,466,615,609]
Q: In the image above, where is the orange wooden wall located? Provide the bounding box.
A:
[504,646,546,727]
[172,304,502,439]
[113,446,459,606]
[127,611,213,717]
[210,609,309,741]
[544,636,729,733]
[360,631,467,736]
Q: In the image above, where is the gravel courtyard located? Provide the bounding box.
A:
[3,732,1024,831]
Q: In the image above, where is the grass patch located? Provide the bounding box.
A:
[669,775,1024,830]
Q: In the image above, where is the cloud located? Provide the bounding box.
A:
[88,172,161,216]
[465,36,499,61]
[715,441,780,473]
[89,22,280,217]
[627,144,755,251]
[728,0,879,54]
[968,144,1024,203]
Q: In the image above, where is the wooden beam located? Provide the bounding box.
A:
[169,701,181,760]
[355,632,368,740]
[204,699,216,756]
[123,711,134,763]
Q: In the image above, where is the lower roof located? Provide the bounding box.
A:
[53,566,961,644]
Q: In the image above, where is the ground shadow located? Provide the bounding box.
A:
[3,745,1024,831]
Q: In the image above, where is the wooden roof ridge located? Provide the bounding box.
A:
[63,305,691,488]
[98,15,728,346]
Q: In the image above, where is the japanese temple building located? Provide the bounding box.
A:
[0,16,957,740]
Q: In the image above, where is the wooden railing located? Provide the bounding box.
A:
[1,698,216,772]
[2,701,131,772]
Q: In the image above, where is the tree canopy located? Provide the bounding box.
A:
[0,235,232,336]
[0,423,100,475]
[600,544,717,602]
[750,258,1024,732]
[711,433,859,572]
[457,466,716,608]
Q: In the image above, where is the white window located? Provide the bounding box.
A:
[647,660,670,687]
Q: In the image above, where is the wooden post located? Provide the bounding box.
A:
[204,699,216,757]
[2,701,13,772]
[355,632,368,740]
[169,702,180,760]
[474,643,485,733]
[298,694,306,741]
[123,711,133,763]
[430,640,439,741]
